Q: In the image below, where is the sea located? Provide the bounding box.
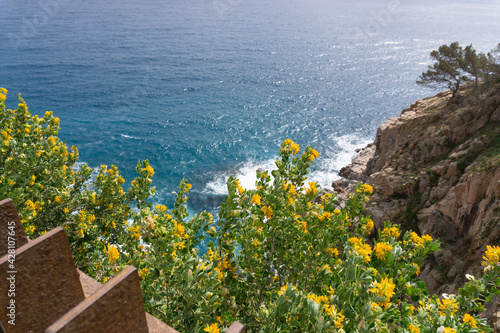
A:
[1,0,499,217]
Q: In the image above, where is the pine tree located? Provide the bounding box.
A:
[417,42,469,100]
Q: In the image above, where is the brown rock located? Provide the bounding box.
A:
[334,83,500,300]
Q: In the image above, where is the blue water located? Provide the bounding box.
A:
[1,0,499,214]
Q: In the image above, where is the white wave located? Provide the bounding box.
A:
[73,161,101,190]
[120,134,139,139]
[203,134,373,196]
[203,159,277,196]
[308,134,373,189]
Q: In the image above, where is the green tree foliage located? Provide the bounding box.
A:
[462,45,488,93]
[417,42,468,100]
[418,42,499,101]
[2,89,500,332]
[486,43,500,82]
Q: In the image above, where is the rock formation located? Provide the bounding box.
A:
[334,84,500,297]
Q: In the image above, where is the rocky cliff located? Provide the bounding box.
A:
[334,83,500,296]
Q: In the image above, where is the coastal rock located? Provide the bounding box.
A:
[334,83,500,298]
[339,144,375,181]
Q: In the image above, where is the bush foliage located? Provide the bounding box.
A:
[1,89,500,332]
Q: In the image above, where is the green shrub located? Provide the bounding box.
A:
[1,89,499,333]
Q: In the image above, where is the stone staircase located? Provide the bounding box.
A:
[0,198,245,333]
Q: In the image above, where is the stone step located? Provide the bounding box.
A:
[0,199,28,256]
[0,227,85,333]
[45,266,149,333]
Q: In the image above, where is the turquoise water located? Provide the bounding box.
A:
[1,0,499,214]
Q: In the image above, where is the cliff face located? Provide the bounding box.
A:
[335,84,500,295]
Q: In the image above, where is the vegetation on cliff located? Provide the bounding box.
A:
[1,86,500,332]
[417,42,500,101]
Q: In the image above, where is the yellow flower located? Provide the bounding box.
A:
[322,264,332,273]
[261,205,273,218]
[128,225,141,240]
[316,211,331,222]
[282,139,300,154]
[251,193,261,205]
[365,219,374,232]
[333,309,344,328]
[174,222,185,237]
[155,204,167,212]
[369,277,395,308]
[381,226,400,239]
[409,324,420,333]
[142,165,154,177]
[26,225,36,234]
[308,148,319,161]
[26,200,36,211]
[413,263,420,275]
[482,245,500,267]
[348,237,372,263]
[463,313,477,328]
[437,297,458,316]
[107,245,120,263]
[374,242,393,260]
[306,181,318,195]
[325,247,339,257]
[361,184,373,194]
[422,234,433,243]
[139,268,149,279]
[443,328,456,333]
[406,231,423,247]
[234,179,244,195]
[277,284,287,296]
[203,323,220,333]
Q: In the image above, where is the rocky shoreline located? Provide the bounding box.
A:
[332,84,500,303]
